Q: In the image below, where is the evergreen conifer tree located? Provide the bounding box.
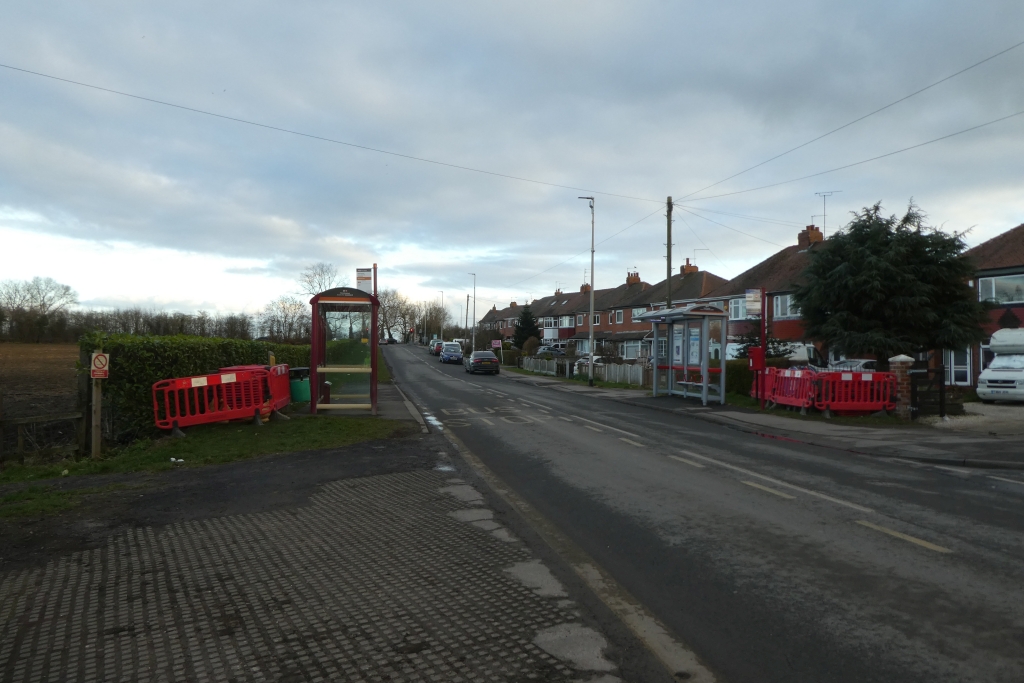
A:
[512,305,541,349]
[793,202,987,359]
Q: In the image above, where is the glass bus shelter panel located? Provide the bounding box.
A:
[320,310,372,407]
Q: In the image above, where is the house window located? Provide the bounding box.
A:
[543,317,554,328]
[560,315,574,328]
[729,298,747,320]
[657,338,668,359]
[632,307,646,321]
[773,293,800,318]
[592,313,600,325]
[979,275,1024,304]
[577,314,584,326]
[615,310,624,324]
[945,348,971,386]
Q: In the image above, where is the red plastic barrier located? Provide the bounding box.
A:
[770,368,816,408]
[750,367,778,400]
[220,364,290,411]
[153,369,270,430]
[815,371,896,414]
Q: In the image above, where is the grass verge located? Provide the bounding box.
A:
[0,484,128,518]
[0,416,414,485]
[723,392,917,428]
[377,347,392,382]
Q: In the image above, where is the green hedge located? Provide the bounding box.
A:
[722,358,792,395]
[80,333,311,438]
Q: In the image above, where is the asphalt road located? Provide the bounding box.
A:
[386,344,1024,683]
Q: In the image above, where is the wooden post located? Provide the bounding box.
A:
[91,377,102,459]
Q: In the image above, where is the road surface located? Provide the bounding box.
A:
[387,344,1024,683]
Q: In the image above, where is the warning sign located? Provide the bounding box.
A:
[90,352,110,379]
[491,340,501,348]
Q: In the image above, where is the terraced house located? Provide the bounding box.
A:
[966,222,1024,386]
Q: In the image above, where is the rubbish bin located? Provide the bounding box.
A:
[290,378,311,402]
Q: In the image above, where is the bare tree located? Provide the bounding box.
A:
[298,262,346,297]
[258,296,310,342]
[0,277,77,314]
[376,287,409,340]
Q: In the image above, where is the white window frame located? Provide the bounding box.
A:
[979,275,1024,304]
[945,348,971,386]
[576,314,584,326]
[592,313,600,325]
[632,307,646,321]
[773,293,800,319]
[615,310,624,324]
[729,298,747,320]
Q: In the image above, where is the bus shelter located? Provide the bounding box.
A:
[310,287,379,415]
[637,304,728,406]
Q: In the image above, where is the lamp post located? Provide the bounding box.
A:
[579,197,595,387]
[438,291,444,341]
[469,273,476,355]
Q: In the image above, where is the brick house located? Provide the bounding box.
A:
[965,222,1024,386]
[700,225,825,355]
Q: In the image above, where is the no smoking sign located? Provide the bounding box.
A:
[91,352,110,379]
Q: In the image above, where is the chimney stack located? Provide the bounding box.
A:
[625,271,641,285]
[580,283,591,293]
[510,301,517,308]
[798,224,824,248]
[681,258,699,275]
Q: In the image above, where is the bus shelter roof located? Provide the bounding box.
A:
[635,303,728,324]
[309,287,378,310]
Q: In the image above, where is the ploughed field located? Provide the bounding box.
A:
[0,343,80,419]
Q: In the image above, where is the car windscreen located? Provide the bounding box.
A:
[989,354,1024,370]
[443,345,461,353]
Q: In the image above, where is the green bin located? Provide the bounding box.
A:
[290,378,311,402]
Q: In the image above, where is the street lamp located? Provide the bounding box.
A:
[469,273,476,355]
[579,197,595,387]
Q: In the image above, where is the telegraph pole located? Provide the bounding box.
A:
[579,197,596,386]
[665,196,673,310]
[468,273,476,354]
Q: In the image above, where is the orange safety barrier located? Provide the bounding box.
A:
[750,366,778,400]
[220,364,291,411]
[769,368,817,409]
[815,371,896,415]
[153,369,271,430]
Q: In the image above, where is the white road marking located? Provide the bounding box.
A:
[585,425,603,433]
[667,455,705,468]
[679,449,873,513]
[855,520,952,554]
[620,438,645,448]
[569,414,643,439]
[932,465,974,476]
[989,475,1024,486]
[741,481,795,499]
[478,417,495,425]
[558,417,573,422]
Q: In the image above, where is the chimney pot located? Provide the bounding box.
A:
[681,258,699,275]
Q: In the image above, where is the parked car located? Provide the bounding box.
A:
[430,340,443,355]
[439,343,464,364]
[465,351,501,375]
[830,359,878,372]
[535,345,565,357]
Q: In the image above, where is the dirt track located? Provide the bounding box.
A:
[0,343,80,418]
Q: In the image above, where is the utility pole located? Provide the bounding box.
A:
[815,191,842,237]
[665,196,673,310]
[465,294,469,332]
[579,197,595,386]
[468,273,476,355]
[438,291,444,341]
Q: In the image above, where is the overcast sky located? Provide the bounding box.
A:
[2,1,1023,319]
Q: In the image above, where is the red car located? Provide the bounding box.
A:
[430,340,443,355]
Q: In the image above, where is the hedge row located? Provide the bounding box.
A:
[79,333,311,439]
[722,358,792,396]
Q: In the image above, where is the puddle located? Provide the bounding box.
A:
[434,463,456,472]
[533,623,614,671]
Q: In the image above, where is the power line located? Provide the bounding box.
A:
[0,61,665,206]
[684,108,1024,203]
[675,207,785,247]
[675,205,803,227]
[677,37,1024,200]
[676,215,725,268]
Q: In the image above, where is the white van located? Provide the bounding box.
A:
[977,328,1024,403]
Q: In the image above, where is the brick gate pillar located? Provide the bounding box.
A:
[889,354,915,420]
